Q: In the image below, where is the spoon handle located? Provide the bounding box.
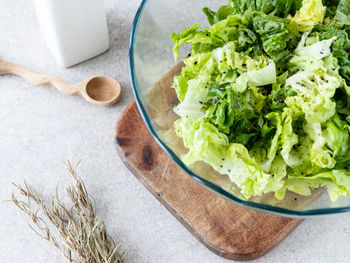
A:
[0,59,80,96]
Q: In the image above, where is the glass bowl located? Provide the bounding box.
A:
[129,0,350,217]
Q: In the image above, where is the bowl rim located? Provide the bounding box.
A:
[128,0,350,217]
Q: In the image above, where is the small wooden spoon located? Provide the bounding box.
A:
[0,59,122,106]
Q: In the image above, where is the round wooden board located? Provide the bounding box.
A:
[115,102,303,261]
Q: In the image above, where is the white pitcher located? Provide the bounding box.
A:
[33,0,110,67]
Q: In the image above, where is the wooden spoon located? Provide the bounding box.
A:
[0,59,122,106]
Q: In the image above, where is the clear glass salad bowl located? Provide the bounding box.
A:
[129,0,350,217]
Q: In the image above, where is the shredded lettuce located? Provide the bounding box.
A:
[289,0,325,32]
[171,0,350,201]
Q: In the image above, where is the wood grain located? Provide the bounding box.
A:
[115,102,303,261]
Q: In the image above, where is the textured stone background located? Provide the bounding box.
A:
[0,0,349,262]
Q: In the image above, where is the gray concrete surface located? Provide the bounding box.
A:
[0,0,349,262]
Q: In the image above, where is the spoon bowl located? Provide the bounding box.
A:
[83,76,122,106]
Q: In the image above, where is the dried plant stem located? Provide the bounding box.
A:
[11,162,126,263]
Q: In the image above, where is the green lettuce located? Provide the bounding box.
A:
[289,0,325,32]
[171,10,298,64]
[310,25,350,84]
[323,115,350,157]
[289,170,350,201]
[203,0,304,23]
[334,0,350,25]
[252,13,295,61]
[174,117,282,199]
[171,0,350,202]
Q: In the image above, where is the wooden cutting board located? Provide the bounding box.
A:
[115,102,303,261]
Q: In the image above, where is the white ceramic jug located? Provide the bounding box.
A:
[33,0,110,67]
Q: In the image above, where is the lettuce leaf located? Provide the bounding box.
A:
[334,0,350,25]
[174,117,278,199]
[246,60,277,86]
[171,23,201,60]
[289,170,350,201]
[253,13,294,61]
[289,0,326,32]
[310,25,350,84]
[174,74,211,119]
[295,34,337,59]
[229,0,303,16]
[224,143,272,198]
[203,5,236,26]
[323,115,350,157]
[304,122,336,168]
[285,36,341,123]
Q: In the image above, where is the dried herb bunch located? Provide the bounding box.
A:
[11,162,126,263]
